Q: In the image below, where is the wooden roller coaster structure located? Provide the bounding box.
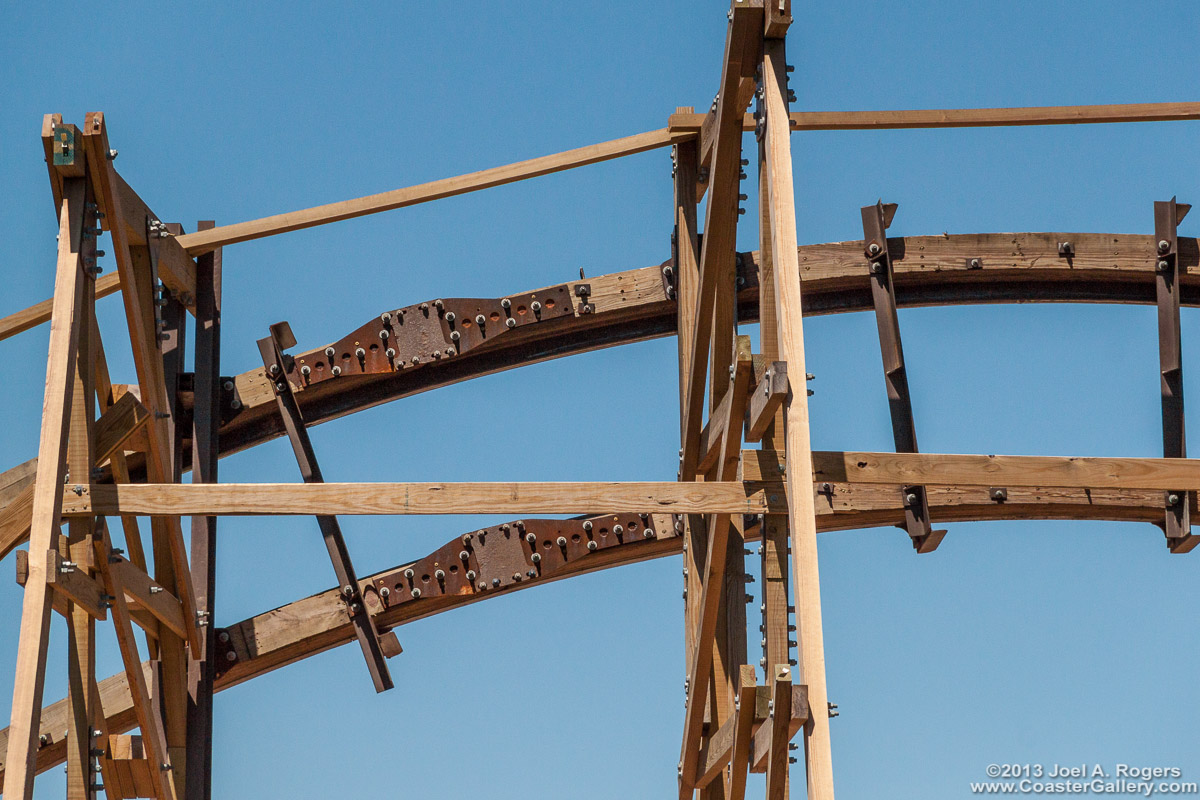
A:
[2,3,1199,798]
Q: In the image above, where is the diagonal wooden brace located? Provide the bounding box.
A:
[258,323,395,693]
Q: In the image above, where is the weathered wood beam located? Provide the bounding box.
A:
[0,478,1182,784]
[668,101,1200,136]
[2,177,88,800]
[725,666,758,799]
[679,0,761,484]
[761,35,835,799]
[93,391,150,467]
[61,481,787,517]
[109,555,186,640]
[175,128,691,254]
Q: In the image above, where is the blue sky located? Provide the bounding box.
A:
[1,1,1198,797]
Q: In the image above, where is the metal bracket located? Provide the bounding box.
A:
[1154,197,1196,553]
[280,286,574,391]
[862,200,944,553]
[371,514,662,608]
[258,325,395,691]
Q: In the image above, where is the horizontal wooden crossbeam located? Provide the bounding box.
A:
[59,481,787,516]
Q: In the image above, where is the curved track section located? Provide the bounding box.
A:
[1,229,1193,781]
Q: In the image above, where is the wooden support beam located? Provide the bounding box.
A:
[80,113,203,657]
[61,480,787,517]
[680,338,755,797]
[93,391,150,467]
[109,556,186,640]
[186,219,221,800]
[764,666,793,800]
[761,35,837,800]
[680,1,762,483]
[94,525,176,800]
[725,666,758,799]
[175,128,690,254]
[745,361,788,443]
[46,551,108,622]
[0,272,120,344]
[2,177,88,800]
[667,101,1200,136]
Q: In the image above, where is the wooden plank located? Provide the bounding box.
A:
[810,451,1200,491]
[110,173,195,310]
[761,35,836,800]
[2,177,88,800]
[680,0,762,483]
[93,391,150,467]
[750,683,808,773]
[745,361,788,443]
[109,556,186,639]
[186,218,221,800]
[1,471,1180,786]
[46,551,108,622]
[94,525,175,800]
[680,337,756,796]
[0,272,119,344]
[81,112,203,657]
[764,666,792,800]
[725,666,758,800]
[667,101,1200,134]
[175,128,690,254]
[61,481,788,517]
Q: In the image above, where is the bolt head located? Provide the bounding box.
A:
[1159,239,1171,253]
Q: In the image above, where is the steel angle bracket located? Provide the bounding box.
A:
[258,322,395,691]
[862,200,945,553]
[1153,198,1198,553]
[279,285,575,392]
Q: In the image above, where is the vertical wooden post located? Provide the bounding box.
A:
[756,81,795,798]
[65,192,99,800]
[761,37,836,799]
[3,177,88,799]
[186,221,221,800]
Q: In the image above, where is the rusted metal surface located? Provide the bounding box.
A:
[371,514,663,608]
[861,201,944,553]
[258,324,394,692]
[281,286,575,392]
[1154,198,1198,553]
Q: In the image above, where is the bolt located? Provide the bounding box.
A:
[475,314,486,325]
[501,298,511,309]
[404,568,414,579]
[386,348,396,359]
[434,299,444,310]
[434,569,445,580]
[325,347,336,358]
[644,529,654,538]
[587,541,598,551]
[451,330,461,341]
[525,532,536,544]
[506,317,516,328]
[107,149,118,160]
[355,347,365,358]
[462,533,473,544]
[225,651,236,662]
[1168,493,1181,506]
[556,536,567,547]
[412,588,422,598]
[868,242,881,256]
[466,570,476,581]
[531,301,541,312]
[531,553,541,563]
[331,365,341,376]
[512,572,522,582]
[492,578,501,587]
[381,312,392,323]
[583,520,593,532]
[420,302,428,311]
[342,585,354,597]
[613,525,623,535]
[459,550,470,561]
[1159,239,1171,253]
[1159,260,1170,271]
[380,586,390,598]
[905,493,918,505]
[969,258,981,269]
[218,631,231,644]
[527,569,537,578]
[379,329,389,341]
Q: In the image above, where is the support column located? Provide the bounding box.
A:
[761,36,836,799]
[186,220,222,800]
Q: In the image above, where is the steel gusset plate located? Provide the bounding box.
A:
[372,513,659,608]
[282,285,574,391]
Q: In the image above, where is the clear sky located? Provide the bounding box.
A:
[1,1,1198,798]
